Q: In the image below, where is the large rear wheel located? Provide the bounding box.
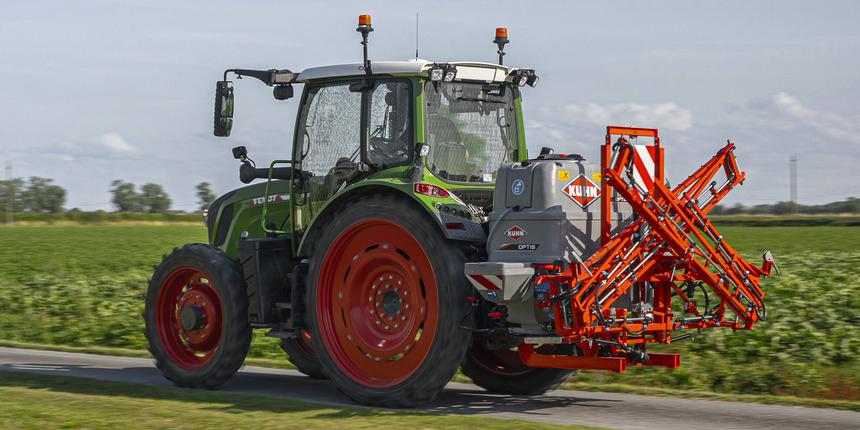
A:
[307,194,471,407]
[462,342,579,395]
[144,243,251,389]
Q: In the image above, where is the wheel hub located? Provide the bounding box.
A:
[180,305,204,331]
[381,290,402,315]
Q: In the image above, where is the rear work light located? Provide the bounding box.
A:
[414,183,450,198]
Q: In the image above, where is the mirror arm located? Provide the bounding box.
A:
[224,69,295,86]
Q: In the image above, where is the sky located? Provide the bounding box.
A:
[1,0,859,211]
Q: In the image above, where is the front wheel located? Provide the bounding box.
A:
[307,194,471,407]
[144,243,251,389]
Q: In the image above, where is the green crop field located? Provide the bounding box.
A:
[0,224,858,401]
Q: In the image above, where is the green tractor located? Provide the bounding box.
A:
[144,17,551,406]
[146,15,776,408]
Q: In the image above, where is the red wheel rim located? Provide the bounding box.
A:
[317,219,439,388]
[155,267,223,370]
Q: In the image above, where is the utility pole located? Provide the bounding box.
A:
[789,155,797,214]
[5,161,12,225]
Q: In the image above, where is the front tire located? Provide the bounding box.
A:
[307,194,471,407]
[144,243,251,389]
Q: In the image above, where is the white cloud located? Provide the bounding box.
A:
[99,132,137,153]
[584,102,693,131]
[766,92,859,144]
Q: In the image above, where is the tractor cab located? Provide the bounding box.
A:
[208,18,537,258]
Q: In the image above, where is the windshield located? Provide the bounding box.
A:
[424,81,519,183]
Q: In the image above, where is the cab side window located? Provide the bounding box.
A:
[300,84,362,177]
[367,82,411,168]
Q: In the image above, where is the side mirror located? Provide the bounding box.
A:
[214,81,234,137]
[273,84,294,101]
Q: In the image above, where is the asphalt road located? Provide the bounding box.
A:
[1,347,857,429]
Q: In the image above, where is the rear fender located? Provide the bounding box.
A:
[296,179,485,257]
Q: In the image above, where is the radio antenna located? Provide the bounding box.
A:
[415,13,420,60]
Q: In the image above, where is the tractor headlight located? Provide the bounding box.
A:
[202,208,209,226]
[443,66,457,82]
[430,68,444,81]
[515,73,528,87]
[526,74,539,87]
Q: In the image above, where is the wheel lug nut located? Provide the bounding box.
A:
[394,288,400,292]
[386,285,391,290]
[405,304,410,309]
[403,291,409,296]
[338,292,343,299]
[376,320,381,325]
[388,275,394,279]
[375,302,381,306]
[401,316,406,321]
[380,313,387,318]
[385,325,390,329]
[370,310,375,314]
[394,324,399,328]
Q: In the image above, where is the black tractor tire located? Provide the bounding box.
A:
[462,342,579,395]
[144,243,251,389]
[306,194,471,407]
[279,332,326,379]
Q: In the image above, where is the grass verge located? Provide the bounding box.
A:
[0,371,597,430]
[6,340,859,412]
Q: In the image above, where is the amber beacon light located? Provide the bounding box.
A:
[494,27,509,65]
[357,15,374,75]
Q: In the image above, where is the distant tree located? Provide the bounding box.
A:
[195,182,216,213]
[0,178,26,212]
[43,184,66,213]
[140,183,171,213]
[110,180,140,212]
[725,203,746,215]
[771,201,793,215]
[17,177,66,213]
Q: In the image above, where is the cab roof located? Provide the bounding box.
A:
[295,60,518,83]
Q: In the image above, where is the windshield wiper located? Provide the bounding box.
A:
[452,96,506,104]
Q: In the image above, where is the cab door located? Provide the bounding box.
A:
[289,79,414,254]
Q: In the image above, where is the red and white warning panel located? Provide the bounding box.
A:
[562,174,600,207]
[464,262,535,302]
[631,145,657,195]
